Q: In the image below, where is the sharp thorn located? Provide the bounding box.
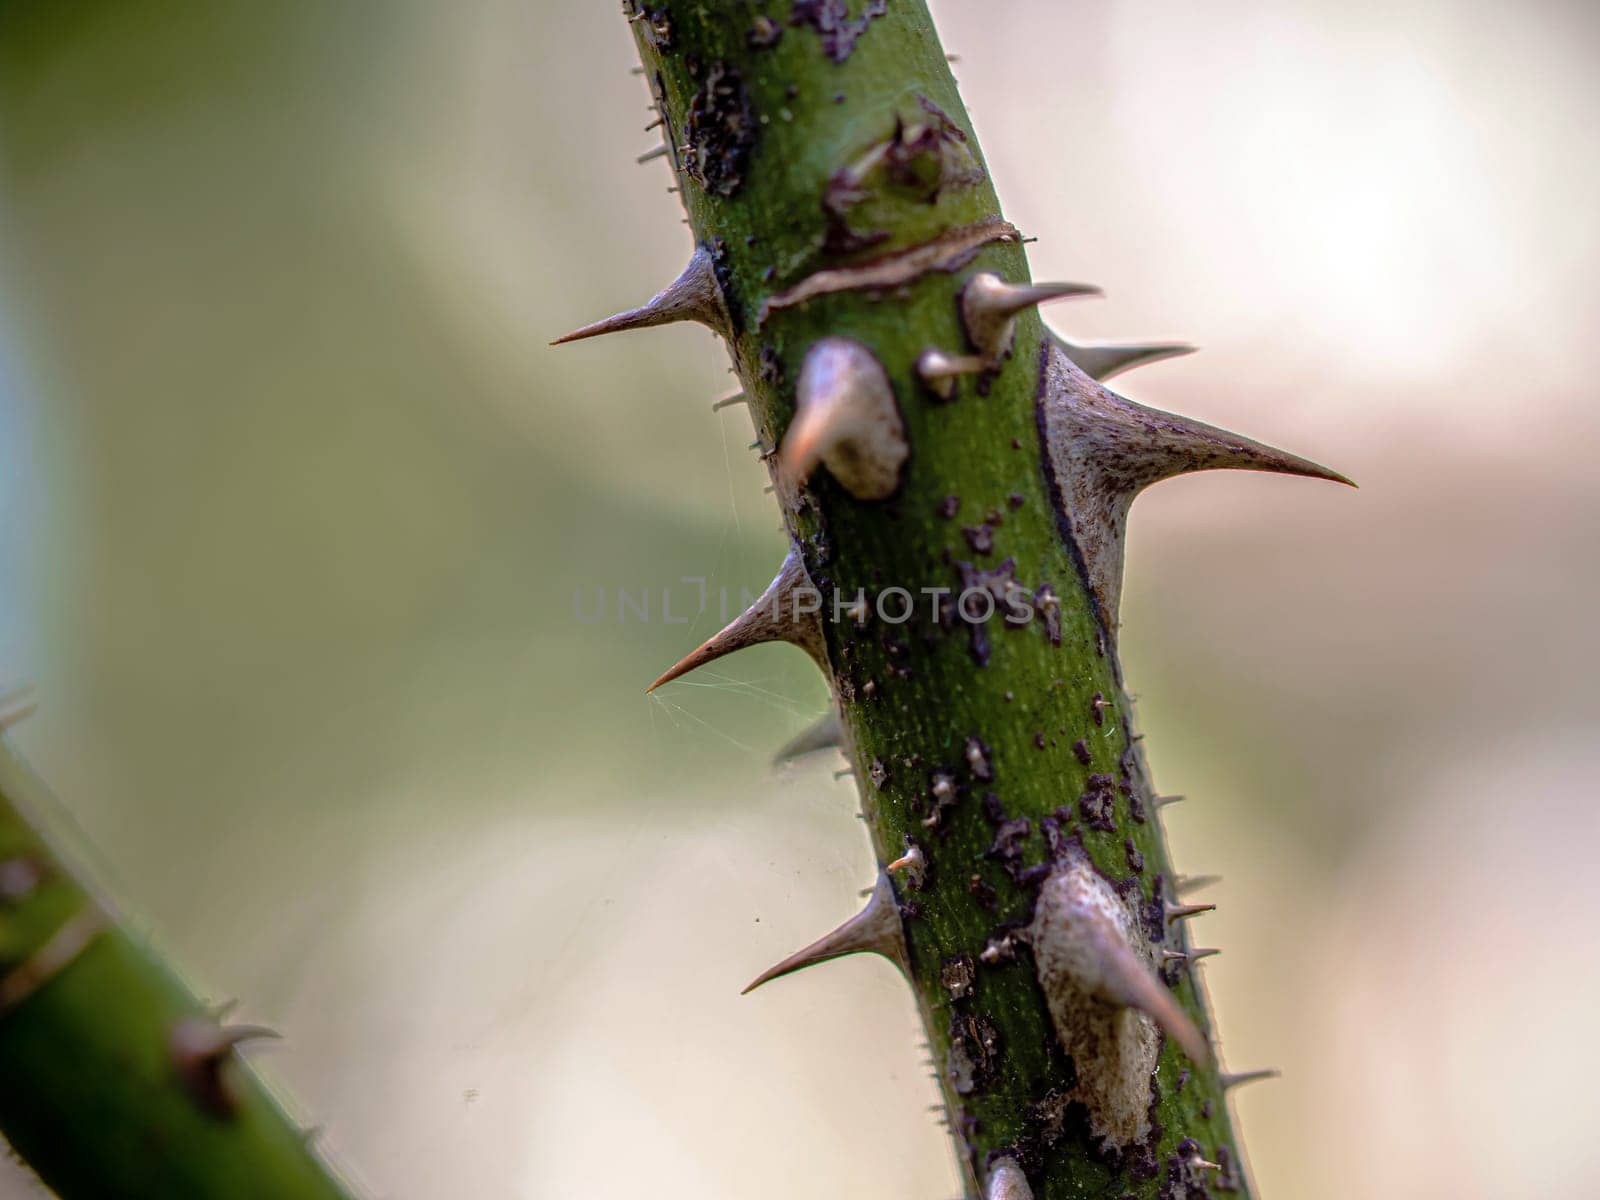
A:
[961,271,1101,365]
[711,391,748,411]
[635,144,669,163]
[1188,947,1221,962]
[772,711,844,765]
[1165,902,1216,924]
[914,347,986,400]
[1175,874,1221,896]
[741,870,909,994]
[779,337,908,501]
[169,1020,281,1117]
[1038,337,1354,633]
[885,845,924,875]
[551,245,730,345]
[1031,850,1211,1065]
[1186,1152,1225,1172]
[1155,794,1186,808]
[1221,1068,1281,1090]
[646,546,826,691]
[1057,337,1197,382]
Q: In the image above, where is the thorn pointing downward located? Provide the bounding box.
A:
[960,271,1101,366]
[551,245,731,345]
[170,1021,281,1117]
[780,338,909,501]
[647,546,827,691]
[1031,850,1210,1067]
[1057,336,1196,382]
[742,871,910,994]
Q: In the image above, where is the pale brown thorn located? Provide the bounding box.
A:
[551,245,730,345]
[741,871,909,994]
[1058,337,1197,382]
[1165,902,1216,924]
[646,547,826,691]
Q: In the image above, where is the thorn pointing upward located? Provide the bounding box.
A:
[551,245,731,345]
[1165,901,1216,924]
[647,546,827,691]
[742,871,909,994]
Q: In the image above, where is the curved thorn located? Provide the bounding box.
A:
[1187,947,1222,962]
[779,338,908,501]
[169,1020,281,1116]
[742,871,909,995]
[961,271,1101,364]
[646,546,826,691]
[551,245,730,345]
[885,845,924,875]
[1057,336,1197,382]
[772,711,844,765]
[1031,852,1211,1066]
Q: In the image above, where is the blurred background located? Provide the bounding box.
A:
[0,0,1596,1196]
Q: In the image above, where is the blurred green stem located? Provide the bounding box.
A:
[0,738,356,1200]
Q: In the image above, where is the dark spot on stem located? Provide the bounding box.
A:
[683,62,756,197]
[790,0,888,63]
